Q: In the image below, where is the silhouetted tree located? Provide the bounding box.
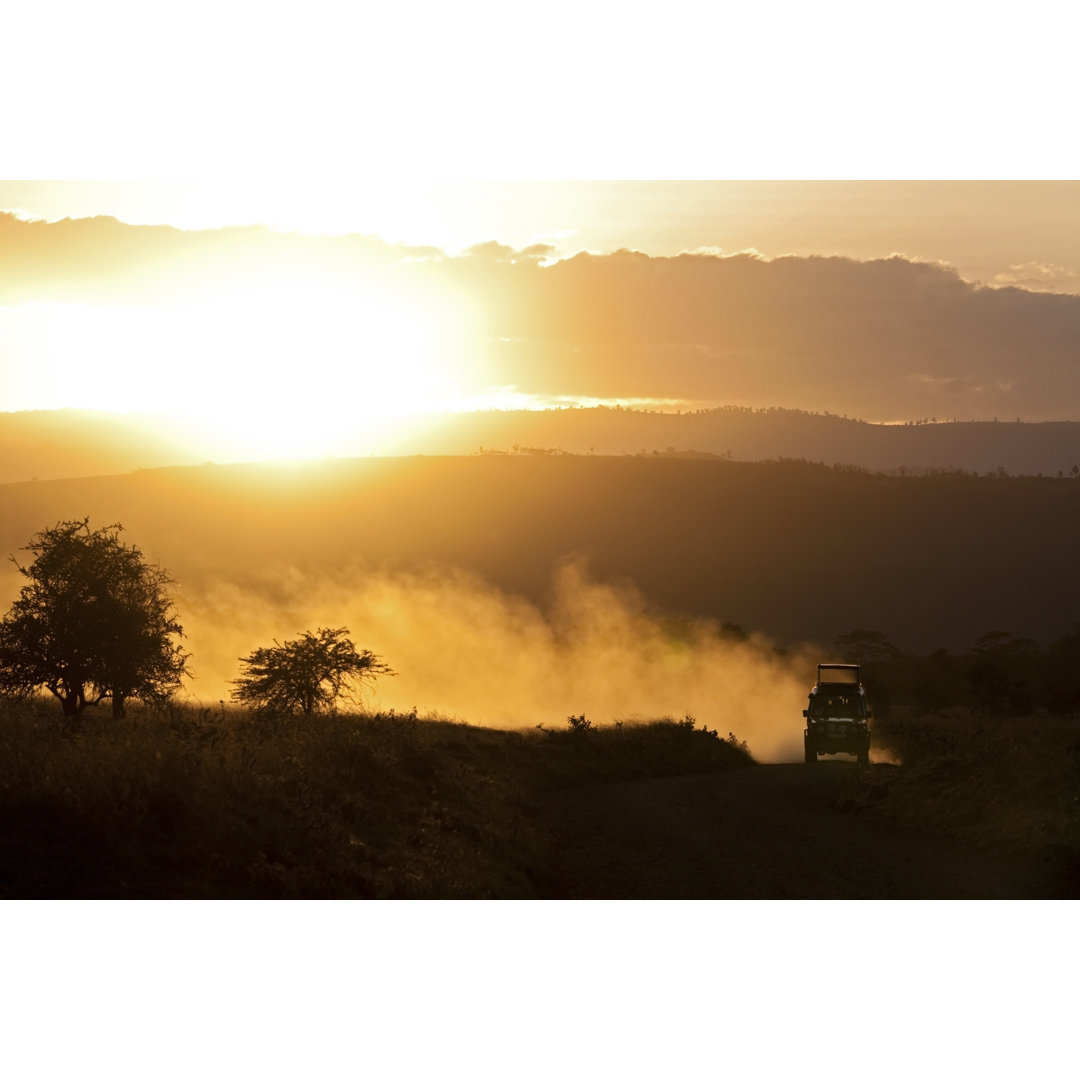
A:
[834,629,901,716]
[968,631,1042,715]
[0,519,189,718]
[231,627,393,719]
[1046,625,1080,715]
[910,647,967,714]
[833,629,899,665]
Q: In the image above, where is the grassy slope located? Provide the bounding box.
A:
[844,710,1080,891]
[4,456,1080,653]
[6,408,1080,483]
[3,699,1077,898]
[0,702,752,899]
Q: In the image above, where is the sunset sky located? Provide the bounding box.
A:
[4,3,1077,461]
[4,181,1080,460]
[4,0,1078,997]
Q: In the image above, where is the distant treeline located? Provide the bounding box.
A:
[2,454,1079,655]
[3,405,1080,482]
[839,627,1080,717]
[421,406,1080,477]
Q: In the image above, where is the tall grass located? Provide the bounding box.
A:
[0,701,752,899]
[845,709,1080,886]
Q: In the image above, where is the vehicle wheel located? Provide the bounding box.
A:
[857,744,870,767]
[805,743,817,763]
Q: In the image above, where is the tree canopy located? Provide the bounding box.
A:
[231,626,393,718]
[0,519,189,717]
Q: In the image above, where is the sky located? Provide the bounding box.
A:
[3,185,1080,461]
[3,3,1079,461]
[2,1,1074,1050]
[3,179,1080,287]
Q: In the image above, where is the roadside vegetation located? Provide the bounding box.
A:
[841,708,1080,893]
[0,519,189,718]
[0,702,752,899]
[832,624,1080,891]
[831,626,1080,719]
[0,516,750,898]
[3,515,1077,897]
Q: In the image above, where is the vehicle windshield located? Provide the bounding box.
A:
[818,664,859,681]
[811,695,859,718]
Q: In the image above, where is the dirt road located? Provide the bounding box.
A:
[535,762,1061,898]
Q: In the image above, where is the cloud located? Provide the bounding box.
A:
[464,240,556,262]
[463,249,1080,419]
[991,261,1080,293]
[4,214,1080,420]
[0,213,432,306]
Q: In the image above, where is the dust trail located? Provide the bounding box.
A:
[177,559,816,762]
[870,745,903,765]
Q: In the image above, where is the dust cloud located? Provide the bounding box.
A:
[178,559,816,763]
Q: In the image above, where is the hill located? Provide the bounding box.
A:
[2,699,1074,898]
[407,407,1080,478]
[0,702,752,899]
[0,409,205,483]
[1,455,1077,666]
[2,406,1079,483]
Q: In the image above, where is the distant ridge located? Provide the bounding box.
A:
[0,409,204,484]
[1,454,1078,653]
[410,407,1080,478]
[1,405,1079,483]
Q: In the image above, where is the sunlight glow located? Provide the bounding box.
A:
[5,266,483,461]
[178,275,463,459]
[438,389,697,413]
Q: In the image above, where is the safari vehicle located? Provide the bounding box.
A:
[803,663,871,765]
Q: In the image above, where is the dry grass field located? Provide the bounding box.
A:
[843,709,1080,890]
[4,694,1074,898]
[0,701,751,899]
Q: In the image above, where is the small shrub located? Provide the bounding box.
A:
[726,731,750,754]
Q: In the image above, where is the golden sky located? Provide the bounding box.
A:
[3,180,1079,290]
[3,184,1080,462]
[3,4,1078,457]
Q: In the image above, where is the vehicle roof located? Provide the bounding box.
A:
[816,663,860,685]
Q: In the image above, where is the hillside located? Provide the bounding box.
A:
[0,409,205,483]
[2,455,1077,662]
[2,406,1079,483]
[408,407,1080,478]
[0,703,753,899]
[3,700,1073,899]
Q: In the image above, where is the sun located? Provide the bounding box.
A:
[175,271,469,460]
[22,263,477,461]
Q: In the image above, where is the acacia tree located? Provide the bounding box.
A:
[833,629,900,665]
[0,519,190,718]
[231,627,393,718]
[968,630,1041,715]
